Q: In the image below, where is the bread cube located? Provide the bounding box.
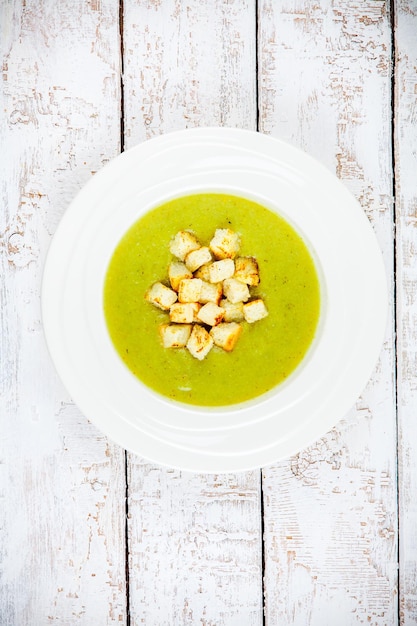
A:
[192,302,202,322]
[169,302,200,324]
[169,230,201,261]
[193,263,212,281]
[185,246,212,272]
[234,256,260,287]
[210,322,242,352]
[222,278,250,304]
[197,302,225,327]
[186,324,214,360]
[145,282,178,310]
[207,259,235,283]
[178,278,202,303]
[219,298,244,322]
[243,298,269,323]
[209,228,240,260]
[168,261,193,292]
[159,323,192,348]
[199,281,223,305]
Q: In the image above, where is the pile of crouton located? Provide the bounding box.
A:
[145,228,268,360]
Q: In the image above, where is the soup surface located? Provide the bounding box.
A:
[104,193,321,406]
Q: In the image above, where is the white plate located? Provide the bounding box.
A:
[41,128,388,473]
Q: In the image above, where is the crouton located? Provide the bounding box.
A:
[219,299,244,322]
[168,261,193,292]
[234,256,260,286]
[147,226,267,358]
[186,324,214,360]
[243,299,268,323]
[169,230,201,261]
[193,263,212,282]
[222,278,250,304]
[178,278,203,303]
[207,259,235,283]
[192,302,202,322]
[159,323,192,348]
[145,282,178,310]
[197,302,225,327]
[199,281,223,305]
[185,246,212,272]
[209,228,240,260]
[169,302,200,324]
[210,322,242,352]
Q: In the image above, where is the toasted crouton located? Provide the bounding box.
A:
[219,299,244,322]
[168,261,193,292]
[193,263,212,281]
[169,302,200,324]
[207,259,235,283]
[169,230,201,261]
[192,302,202,322]
[222,278,250,304]
[234,256,260,286]
[178,278,203,303]
[209,228,240,259]
[185,246,212,272]
[199,281,223,305]
[159,323,192,348]
[197,302,225,327]
[210,322,242,352]
[243,299,268,323]
[186,324,214,360]
[145,282,178,310]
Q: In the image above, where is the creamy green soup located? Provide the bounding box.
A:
[103,193,320,406]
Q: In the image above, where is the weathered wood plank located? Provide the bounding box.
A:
[127,464,262,625]
[395,1,417,623]
[258,1,398,623]
[122,1,262,624]
[0,1,126,623]
[123,0,257,143]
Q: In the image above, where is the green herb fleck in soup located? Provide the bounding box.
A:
[104,193,321,406]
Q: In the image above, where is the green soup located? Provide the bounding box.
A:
[103,193,320,406]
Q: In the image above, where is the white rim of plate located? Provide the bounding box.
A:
[41,127,388,473]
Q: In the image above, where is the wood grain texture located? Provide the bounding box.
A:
[395,1,417,623]
[127,464,262,625]
[1,1,127,623]
[258,1,398,623]
[122,2,262,624]
[123,0,257,143]
[1,1,411,624]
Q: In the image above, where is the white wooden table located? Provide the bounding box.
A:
[1,1,416,624]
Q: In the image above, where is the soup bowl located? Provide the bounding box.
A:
[41,128,388,472]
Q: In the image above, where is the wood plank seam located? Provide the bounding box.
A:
[255,0,260,134]
[389,2,401,625]
[255,4,267,622]
[393,0,417,623]
[118,1,131,624]
[120,0,125,155]
[124,451,131,626]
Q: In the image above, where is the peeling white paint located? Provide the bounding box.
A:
[1,0,414,624]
